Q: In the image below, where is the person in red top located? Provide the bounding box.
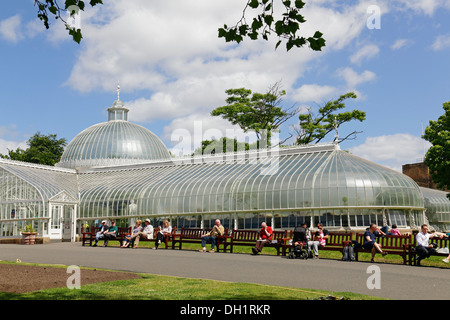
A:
[252,222,273,255]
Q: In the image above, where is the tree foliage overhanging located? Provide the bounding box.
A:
[422,101,450,193]
[33,0,325,51]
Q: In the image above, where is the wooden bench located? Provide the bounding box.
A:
[351,233,413,264]
[223,229,287,256]
[409,234,449,265]
[81,226,131,246]
[126,226,177,249]
[171,227,228,252]
[281,232,352,257]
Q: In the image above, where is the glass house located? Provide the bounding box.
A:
[0,95,448,241]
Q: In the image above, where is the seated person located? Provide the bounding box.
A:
[308,223,329,259]
[363,223,387,262]
[129,219,154,248]
[153,220,172,250]
[415,224,446,266]
[93,220,109,247]
[388,224,401,236]
[121,220,142,248]
[199,219,225,253]
[252,222,273,255]
[103,221,118,247]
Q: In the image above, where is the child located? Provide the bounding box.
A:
[389,224,401,236]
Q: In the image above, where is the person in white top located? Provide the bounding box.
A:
[415,224,444,265]
[153,220,172,250]
[130,219,154,248]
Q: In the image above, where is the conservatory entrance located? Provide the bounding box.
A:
[48,192,78,241]
[49,204,76,241]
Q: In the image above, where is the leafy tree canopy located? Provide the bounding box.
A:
[0,132,67,166]
[211,82,298,145]
[295,92,366,145]
[422,101,450,192]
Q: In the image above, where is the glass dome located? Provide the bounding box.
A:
[57,97,171,169]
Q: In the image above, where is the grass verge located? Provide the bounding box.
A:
[0,261,384,300]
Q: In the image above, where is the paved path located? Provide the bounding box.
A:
[0,242,449,300]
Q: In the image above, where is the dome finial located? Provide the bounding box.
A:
[117,81,121,100]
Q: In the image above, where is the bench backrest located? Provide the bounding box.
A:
[231,229,287,242]
[356,233,412,249]
[325,232,353,246]
[180,227,225,239]
[117,227,131,236]
[429,236,449,248]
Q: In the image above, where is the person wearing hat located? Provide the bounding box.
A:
[129,218,154,248]
[93,220,109,246]
[103,221,118,247]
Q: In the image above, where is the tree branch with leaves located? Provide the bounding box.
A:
[218,0,325,51]
[34,0,103,43]
[294,92,366,145]
[211,81,299,146]
[31,0,325,51]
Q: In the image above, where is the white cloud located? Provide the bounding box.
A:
[335,67,376,89]
[163,113,258,156]
[0,15,24,43]
[432,34,450,51]
[395,0,444,16]
[291,84,338,104]
[348,133,431,172]
[0,125,29,156]
[391,38,414,50]
[350,44,379,64]
[61,0,383,125]
[0,138,27,156]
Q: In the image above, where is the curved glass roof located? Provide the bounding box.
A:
[76,144,425,220]
[0,159,78,202]
[421,187,450,226]
[57,98,171,169]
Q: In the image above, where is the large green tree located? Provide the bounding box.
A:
[295,92,366,145]
[422,101,450,192]
[192,137,253,156]
[32,0,325,51]
[0,132,67,166]
[211,82,298,146]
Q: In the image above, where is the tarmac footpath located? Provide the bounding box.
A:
[0,242,449,300]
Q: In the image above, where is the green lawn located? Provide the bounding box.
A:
[0,261,383,300]
[1,240,447,300]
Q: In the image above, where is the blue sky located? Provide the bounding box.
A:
[1,0,449,172]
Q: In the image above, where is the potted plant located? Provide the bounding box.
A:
[21,224,37,245]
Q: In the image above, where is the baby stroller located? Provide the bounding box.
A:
[288,225,311,259]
